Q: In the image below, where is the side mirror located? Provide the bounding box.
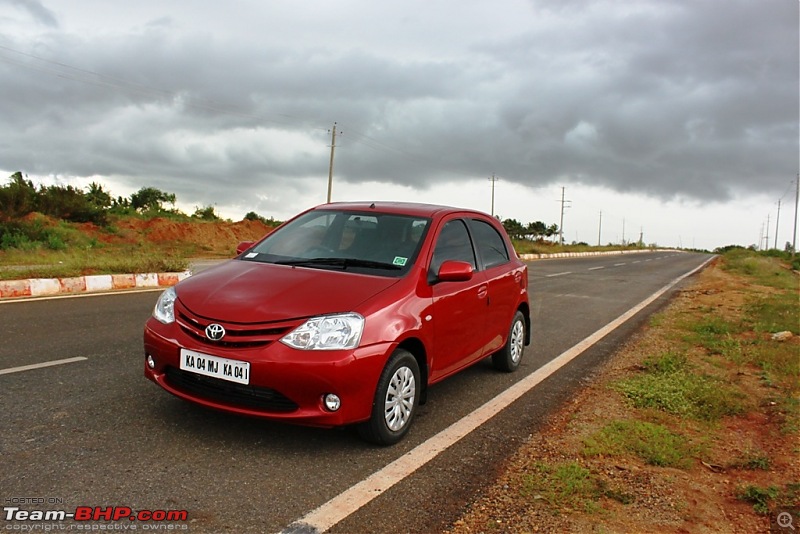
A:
[437,260,474,282]
[236,241,255,256]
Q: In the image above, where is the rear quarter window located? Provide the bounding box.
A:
[470,219,510,269]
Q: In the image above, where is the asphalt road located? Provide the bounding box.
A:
[0,251,713,533]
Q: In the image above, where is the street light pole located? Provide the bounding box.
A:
[793,173,799,258]
[597,210,602,246]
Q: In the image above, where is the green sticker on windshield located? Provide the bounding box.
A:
[392,256,408,266]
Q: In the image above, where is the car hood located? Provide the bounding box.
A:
[175,259,399,323]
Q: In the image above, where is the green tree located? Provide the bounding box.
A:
[86,182,112,209]
[0,172,37,220]
[526,221,548,240]
[37,184,107,224]
[130,187,177,213]
[502,218,527,240]
[192,205,219,220]
[244,211,281,226]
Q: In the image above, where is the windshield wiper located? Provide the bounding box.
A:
[275,257,401,270]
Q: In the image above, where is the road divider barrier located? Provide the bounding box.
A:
[0,271,192,299]
[518,248,675,260]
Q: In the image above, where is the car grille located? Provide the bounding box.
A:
[175,302,297,349]
[165,367,299,412]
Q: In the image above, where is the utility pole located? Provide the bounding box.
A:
[488,174,499,216]
[326,122,339,203]
[557,187,571,245]
[765,214,770,250]
[793,173,799,258]
[597,210,602,246]
[774,199,781,250]
[622,218,626,246]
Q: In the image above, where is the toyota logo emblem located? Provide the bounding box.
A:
[205,323,226,341]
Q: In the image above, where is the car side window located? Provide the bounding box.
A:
[470,218,510,268]
[430,220,476,277]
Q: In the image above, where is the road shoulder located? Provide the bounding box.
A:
[447,260,799,533]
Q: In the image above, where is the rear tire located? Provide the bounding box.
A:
[358,349,420,445]
[492,310,526,372]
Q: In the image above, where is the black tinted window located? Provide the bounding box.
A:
[430,220,476,274]
[470,219,509,268]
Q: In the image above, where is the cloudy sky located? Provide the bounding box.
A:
[1,0,797,250]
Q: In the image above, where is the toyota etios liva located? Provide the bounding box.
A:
[144,202,530,445]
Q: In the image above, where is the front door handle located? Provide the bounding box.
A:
[477,285,488,299]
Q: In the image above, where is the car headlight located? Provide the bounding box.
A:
[153,286,178,324]
[281,313,364,350]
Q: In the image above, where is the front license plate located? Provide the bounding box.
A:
[179,348,250,385]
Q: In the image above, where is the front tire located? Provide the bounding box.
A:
[358,349,420,445]
[492,310,526,372]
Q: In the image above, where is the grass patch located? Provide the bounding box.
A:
[683,316,742,355]
[614,352,745,421]
[731,450,771,471]
[583,420,696,468]
[723,249,799,290]
[765,394,800,435]
[521,461,631,512]
[641,351,688,374]
[1,217,97,252]
[744,293,799,336]
[736,484,780,515]
[751,342,800,387]
[0,247,189,279]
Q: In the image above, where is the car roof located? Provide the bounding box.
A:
[315,201,490,219]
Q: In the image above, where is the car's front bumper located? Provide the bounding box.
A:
[143,319,393,427]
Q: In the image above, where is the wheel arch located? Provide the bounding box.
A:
[396,337,429,404]
[517,301,531,345]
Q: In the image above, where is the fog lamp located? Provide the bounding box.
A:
[146,355,156,369]
[323,394,341,412]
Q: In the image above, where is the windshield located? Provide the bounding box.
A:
[240,210,430,276]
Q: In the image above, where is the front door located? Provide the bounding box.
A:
[428,218,488,381]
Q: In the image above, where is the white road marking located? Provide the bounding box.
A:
[614,263,626,266]
[0,356,88,376]
[545,271,572,278]
[588,266,604,271]
[280,256,716,534]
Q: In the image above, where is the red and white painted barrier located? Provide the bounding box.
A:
[0,271,191,299]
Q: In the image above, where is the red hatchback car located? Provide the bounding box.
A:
[144,202,530,444]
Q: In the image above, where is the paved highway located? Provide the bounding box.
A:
[0,251,713,533]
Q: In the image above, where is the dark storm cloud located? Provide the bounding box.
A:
[0,0,796,214]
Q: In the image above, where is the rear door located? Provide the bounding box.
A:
[468,217,520,356]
